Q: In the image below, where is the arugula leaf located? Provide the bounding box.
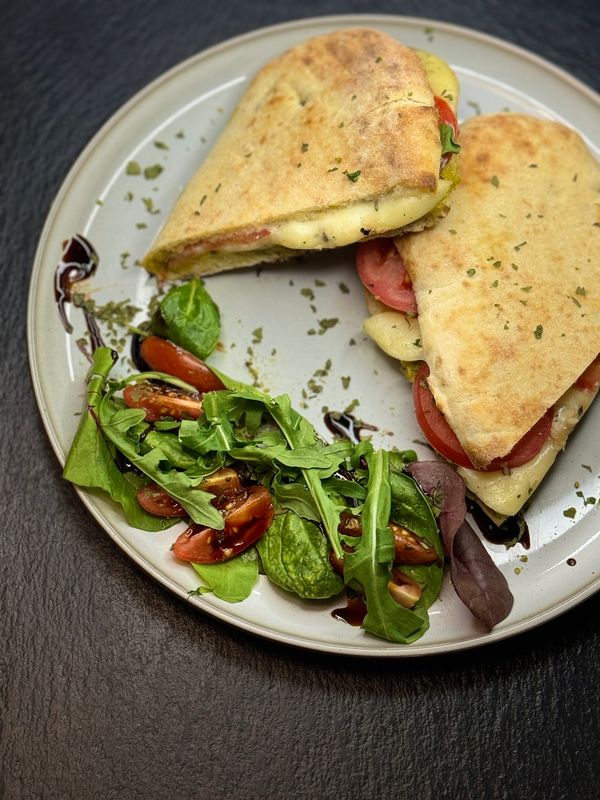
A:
[151,278,220,359]
[183,386,349,559]
[97,398,224,529]
[255,391,347,559]
[257,511,343,599]
[63,348,175,531]
[343,450,430,643]
[141,430,197,470]
[191,548,259,602]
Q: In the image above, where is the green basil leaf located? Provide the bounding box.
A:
[440,123,460,156]
[153,278,220,359]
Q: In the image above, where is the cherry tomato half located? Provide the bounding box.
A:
[413,362,553,471]
[390,522,440,565]
[123,381,202,421]
[356,239,418,314]
[139,336,225,393]
[136,469,243,518]
[137,482,187,517]
[172,485,274,563]
[575,355,600,392]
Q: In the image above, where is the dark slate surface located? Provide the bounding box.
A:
[2,1,600,798]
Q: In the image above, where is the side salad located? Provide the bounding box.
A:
[63,276,513,644]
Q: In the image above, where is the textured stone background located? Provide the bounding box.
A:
[2,1,599,798]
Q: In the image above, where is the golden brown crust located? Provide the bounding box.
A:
[143,28,442,276]
[397,113,600,468]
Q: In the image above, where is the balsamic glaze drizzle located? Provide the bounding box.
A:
[54,234,99,333]
[323,411,377,444]
[467,498,530,550]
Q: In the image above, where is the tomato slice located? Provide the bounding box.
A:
[188,227,270,254]
[123,381,202,421]
[435,95,459,137]
[575,355,600,392]
[413,362,553,471]
[172,485,274,563]
[413,363,473,468]
[356,239,418,314]
[435,96,459,169]
[139,336,225,393]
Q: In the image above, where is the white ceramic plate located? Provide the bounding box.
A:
[28,15,600,656]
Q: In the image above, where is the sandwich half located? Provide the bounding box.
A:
[142,28,460,278]
[360,113,600,520]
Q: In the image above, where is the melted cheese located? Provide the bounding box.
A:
[270,180,452,250]
[414,50,459,103]
[363,311,423,361]
[364,303,597,518]
[458,387,597,517]
[269,51,458,252]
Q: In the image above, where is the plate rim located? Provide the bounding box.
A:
[27,12,600,657]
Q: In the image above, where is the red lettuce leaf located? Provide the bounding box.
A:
[451,522,514,629]
[405,461,513,629]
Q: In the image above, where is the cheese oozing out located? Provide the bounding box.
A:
[360,48,458,355]
[458,386,597,518]
[360,61,597,518]
[269,181,452,250]
[183,49,459,261]
[362,310,598,518]
[270,50,459,251]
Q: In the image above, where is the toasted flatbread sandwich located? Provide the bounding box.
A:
[142,28,460,278]
[360,113,600,519]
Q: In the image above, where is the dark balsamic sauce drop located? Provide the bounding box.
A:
[331,595,367,627]
[54,234,99,333]
[467,498,530,550]
[323,411,377,444]
[567,558,577,566]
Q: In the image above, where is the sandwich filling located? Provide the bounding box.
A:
[360,113,600,518]
[142,29,460,278]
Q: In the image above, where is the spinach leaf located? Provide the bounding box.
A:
[389,469,444,611]
[389,470,443,556]
[343,449,430,643]
[191,548,259,602]
[63,347,175,531]
[257,511,343,599]
[270,476,320,521]
[152,278,220,359]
